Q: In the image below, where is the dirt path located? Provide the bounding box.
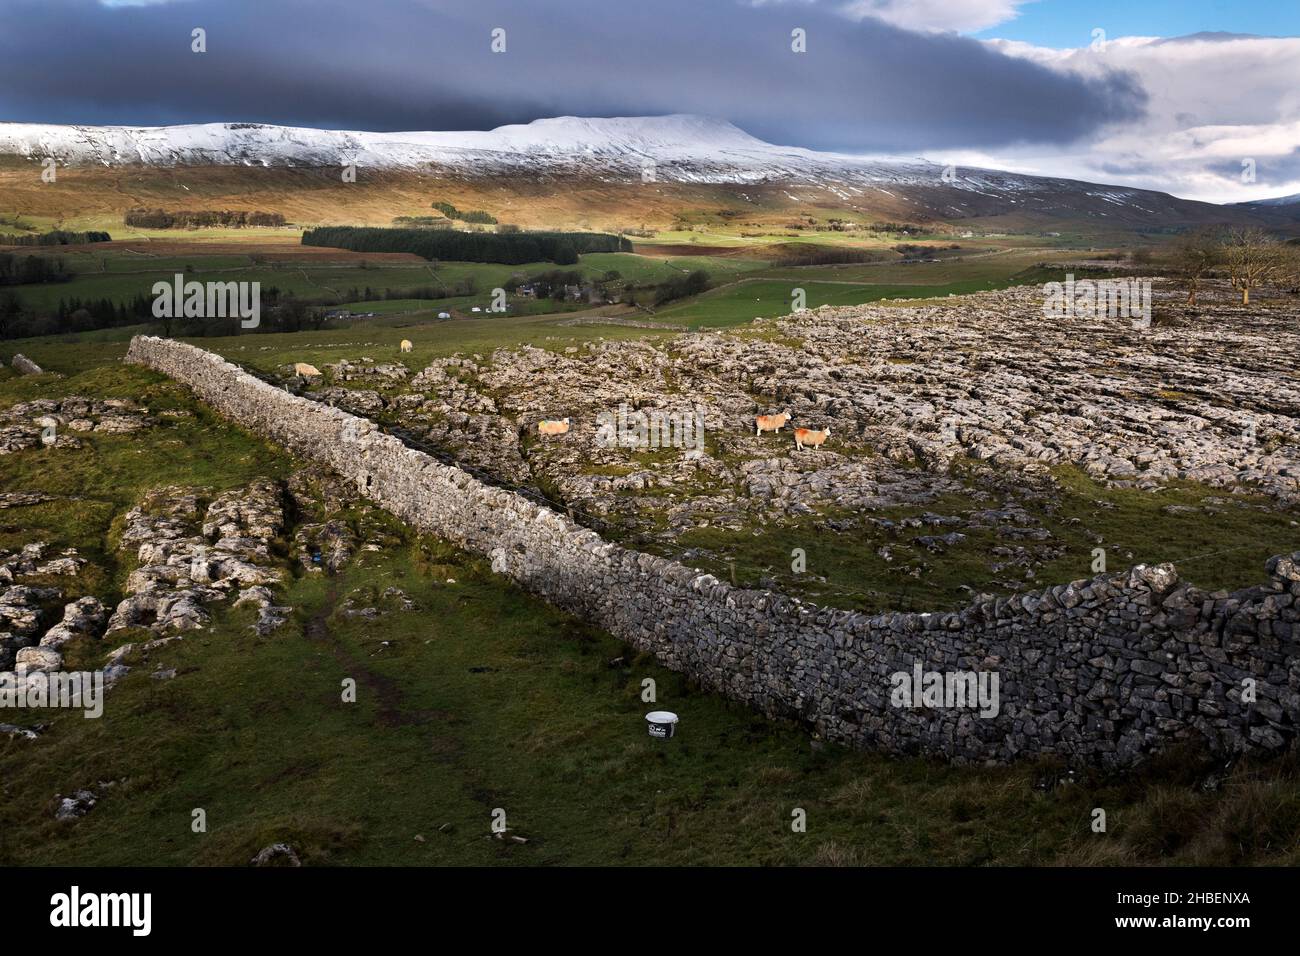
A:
[302,583,429,728]
[298,577,516,828]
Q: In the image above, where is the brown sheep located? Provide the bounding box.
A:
[794,426,830,451]
[755,411,791,436]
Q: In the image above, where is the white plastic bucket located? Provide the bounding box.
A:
[646,711,678,739]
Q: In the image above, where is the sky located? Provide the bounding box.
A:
[971,0,1300,46]
[1,0,1296,204]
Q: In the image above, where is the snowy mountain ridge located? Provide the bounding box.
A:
[0,113,1076,195]
[0,113,1253,225]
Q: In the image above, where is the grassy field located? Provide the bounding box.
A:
[3,242,770,318]
[667,467,1300,613]
[2,307,686,381]
[3,364,1299,867]
[1,221,1106,321]
[1,230,1091,372]
[651,275,1046,326]
[4,228,1299,867]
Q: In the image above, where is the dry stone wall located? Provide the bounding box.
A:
[126,335,1300,766]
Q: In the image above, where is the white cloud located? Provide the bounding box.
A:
[746,0,1034,34]
[977,33,1300,203]
[840,0,1034,33]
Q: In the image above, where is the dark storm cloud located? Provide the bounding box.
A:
[0,0,1147,151]
[1206,148,1300,186]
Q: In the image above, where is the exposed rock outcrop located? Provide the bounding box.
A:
[127,332,1300,766]
[107,480,288,637]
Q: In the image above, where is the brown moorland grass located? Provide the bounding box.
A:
[0,163,927,234]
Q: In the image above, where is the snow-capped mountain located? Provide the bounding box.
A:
[0,114,1257,224]
[0,114,1094,191]
[1237,193,1300,207]
[0,113,940,183]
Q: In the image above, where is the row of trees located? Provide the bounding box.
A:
[0,253,73,286]
[344,276,479,302]
[0,286,314,340]
[0,292,141,340]
[1173,227,1299,306]
[124,208,287,229]
[301,226,631,265]
[0,230,110,246]
[653,269,711,306]
[431,201,498,225]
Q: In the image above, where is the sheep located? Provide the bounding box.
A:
[755,411,791,436]
[794,426,830,451]
[538,418,571,436]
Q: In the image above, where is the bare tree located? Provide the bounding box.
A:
[1171,229,1221,306]
[1285,241,1300,294]
[1221,226,1287,305]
